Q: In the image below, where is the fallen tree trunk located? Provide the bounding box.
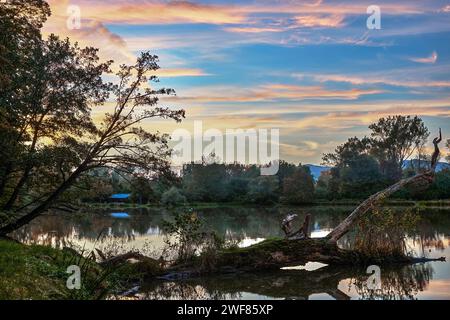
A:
[162,238,444,278]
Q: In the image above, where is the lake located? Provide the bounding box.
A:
[11,205,450,300]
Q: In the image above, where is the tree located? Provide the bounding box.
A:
[339,155,383,198]
[322,116,430,199]
[322,137,383,199]
[2,35,114,211]
[161,187,186,206]
[0,0,50,199]
[281,165,315,204]
[130,176,156,205]
[182,158,228,202]
[369,115,429,180]
[323,137,372,168]
[0,4,184,234]
[246,176,279,204]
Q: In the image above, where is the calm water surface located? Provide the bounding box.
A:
[12,205,450,300]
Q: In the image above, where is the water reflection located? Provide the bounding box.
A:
[131,264,435,300]
[11,206,450,300]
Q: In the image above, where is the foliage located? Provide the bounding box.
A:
[182,160,229,202]
[0,239,117,299]
[321,115,431,200]
[130,176,156,204]
[353,208,420,258]
[369,115,429,180]
[246,176,279,204]
[161,187,186,206]
[162,210,206,262]
[281,165,315,204]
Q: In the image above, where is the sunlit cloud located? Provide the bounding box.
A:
[169,84,383,103]
[155,68,210,77]
[409,51,438,64]
[56,0,247,25]
[295,15,345,28]
[293,73,450,88]
[223,27,284,33]
[441,5,450,12]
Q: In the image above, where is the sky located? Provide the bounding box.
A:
[42,0,450,165]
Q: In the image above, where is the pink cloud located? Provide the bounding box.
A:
[410,51,438,64]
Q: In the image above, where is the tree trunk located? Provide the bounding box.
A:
[326,171,434,243]
[0,165,86,235]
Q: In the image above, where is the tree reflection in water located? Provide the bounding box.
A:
[129,263,434,300]
[351,263,433,300]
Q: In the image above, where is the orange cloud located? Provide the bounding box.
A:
[155,68,210,77]
[295,15,345,28]
[48,0,246,25]
[169,84,382,103]
[410,51,438,64]
[223,27,284,33]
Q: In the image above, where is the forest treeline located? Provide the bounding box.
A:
[82,115,450,206]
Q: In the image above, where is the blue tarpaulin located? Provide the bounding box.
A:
[110,212,130,218]
[110,193,131,199]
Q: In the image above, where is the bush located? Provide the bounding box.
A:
[354,208,420,258]
[161,187,186,206]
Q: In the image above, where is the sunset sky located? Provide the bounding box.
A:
[43,0,450,164]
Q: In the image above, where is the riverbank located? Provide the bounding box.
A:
[80,199,450,210]
[0,239,154,300]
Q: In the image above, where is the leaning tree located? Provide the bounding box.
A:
[0,0,184,235]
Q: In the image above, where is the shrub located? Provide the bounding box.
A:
[161,187,186,206]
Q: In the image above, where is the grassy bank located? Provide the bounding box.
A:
[0,239,159,300]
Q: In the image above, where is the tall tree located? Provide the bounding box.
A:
[2,35,114,210]
[369,115,429,180]
[0,0,50,199]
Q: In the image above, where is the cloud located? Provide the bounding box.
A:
[293,72,450,88]
[168,83,383,103]
[410,51,438,64]
[441,5,450,12]
[223,27,284,33]
[48,0,247,25]
[155,68,210,77]
[295,15,345,28]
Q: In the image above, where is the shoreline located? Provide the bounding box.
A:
[77,199,450,210]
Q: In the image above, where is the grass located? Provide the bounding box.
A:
[0,239,152,300]
[0,239,77,299]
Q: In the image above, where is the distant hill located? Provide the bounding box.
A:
[305,161,450,181]
[403,160,450,172]
[305,164,331,181]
